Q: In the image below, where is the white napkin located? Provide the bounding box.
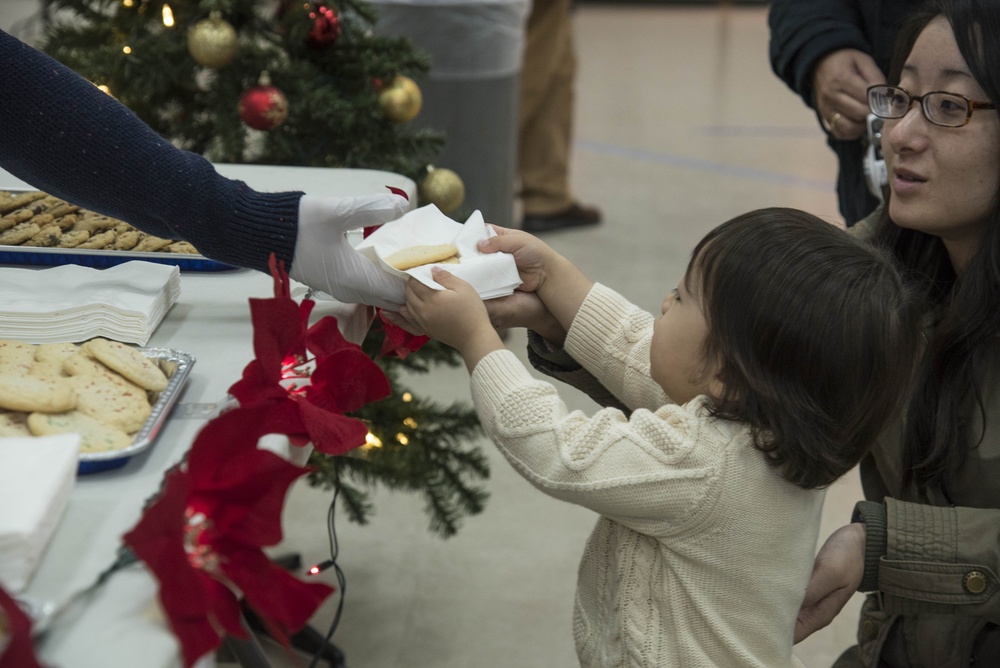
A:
[355,204,522,299]
[0,261,180,345]
[0,434,80,593]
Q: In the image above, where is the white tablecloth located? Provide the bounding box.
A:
[1,164,415,668]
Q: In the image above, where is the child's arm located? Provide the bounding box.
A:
[477,227,593,333]
[403,267,504,372]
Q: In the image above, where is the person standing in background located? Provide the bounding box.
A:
[768,1,919,225]
[518,0,601,233]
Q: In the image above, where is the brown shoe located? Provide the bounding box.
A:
[521,202,602,233]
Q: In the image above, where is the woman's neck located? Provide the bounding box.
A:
[941,235,981,276]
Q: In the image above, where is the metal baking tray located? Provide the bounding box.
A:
[0,188,233,271]
[77,347,196,475]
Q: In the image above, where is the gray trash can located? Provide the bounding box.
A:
[371,0,529,227]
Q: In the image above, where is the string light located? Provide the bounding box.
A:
[95,83,112,95]
[364,432,382,449]
[122,45,132,54]
[279,353,313,396]
[402,392,412,402]
[403,417,418,429]
[396,433,409,445]
[123,0,134,7]
[307,559,334,575]
[162,4,174,27]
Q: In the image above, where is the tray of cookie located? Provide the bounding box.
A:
[0,189,233,271]
[0,338,195,474]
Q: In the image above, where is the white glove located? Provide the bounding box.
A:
[289,192,409,309]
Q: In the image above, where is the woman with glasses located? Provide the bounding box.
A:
[793,1,1000,665]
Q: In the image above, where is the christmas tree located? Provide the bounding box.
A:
[39,0,488,537]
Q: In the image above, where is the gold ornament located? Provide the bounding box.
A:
[188,11,238,69]
[419,167,465,214]
[378,76,422,123]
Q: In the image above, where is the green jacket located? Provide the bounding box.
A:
[843,214,1000,666]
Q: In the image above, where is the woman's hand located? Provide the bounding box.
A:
[485,291,567,345]
[404,267,504,369]
[795,522,867,643]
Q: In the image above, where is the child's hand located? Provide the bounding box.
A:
[477,226,557,293]
[404,267,500,358]
[479,225,593,334]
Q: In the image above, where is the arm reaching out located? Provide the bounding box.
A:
[404,268,504,371]
[290,193,409,309]
[476,226,593,333]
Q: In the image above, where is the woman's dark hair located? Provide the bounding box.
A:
[873,0,1000,489]
[689,208,921,489]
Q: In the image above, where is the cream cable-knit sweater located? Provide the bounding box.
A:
[470,284,823,667]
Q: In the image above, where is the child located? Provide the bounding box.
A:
[400,208,921,667]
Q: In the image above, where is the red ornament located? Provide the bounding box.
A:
[238,82,288,131]
[308,4,341,46]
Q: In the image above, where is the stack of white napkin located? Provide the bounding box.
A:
[356,204,522,299]
[0,261,180,345]
[0,434,80,593]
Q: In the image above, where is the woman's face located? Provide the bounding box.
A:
[883,16,1000,267]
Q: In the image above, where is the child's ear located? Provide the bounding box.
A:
[707,373,725,399]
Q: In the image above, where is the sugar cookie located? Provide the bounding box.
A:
[0,373,76,413]
[384,243,459,270]
[68,373,151,433]
[85,338,168,392]
[27,410,133,453]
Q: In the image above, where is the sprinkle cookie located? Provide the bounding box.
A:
[27,410,133,453]
[0,373,76,413]
[68,373,151,433]
[84,338,169,392]
[0,410,30,437]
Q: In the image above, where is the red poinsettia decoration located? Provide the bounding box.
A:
[228,257,391,455]
[375,310,429,359]
[0,584,45,668]
[123,408,334,668]
[121,256,405,666]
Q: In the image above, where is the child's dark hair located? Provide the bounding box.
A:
[689,208,922,489]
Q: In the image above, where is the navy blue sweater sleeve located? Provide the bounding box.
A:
[768,0,872,111]
[0,29,301,273]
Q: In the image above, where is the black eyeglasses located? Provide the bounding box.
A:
[868,84,996,128]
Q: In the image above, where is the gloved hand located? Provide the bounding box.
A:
[289,192,409,309]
